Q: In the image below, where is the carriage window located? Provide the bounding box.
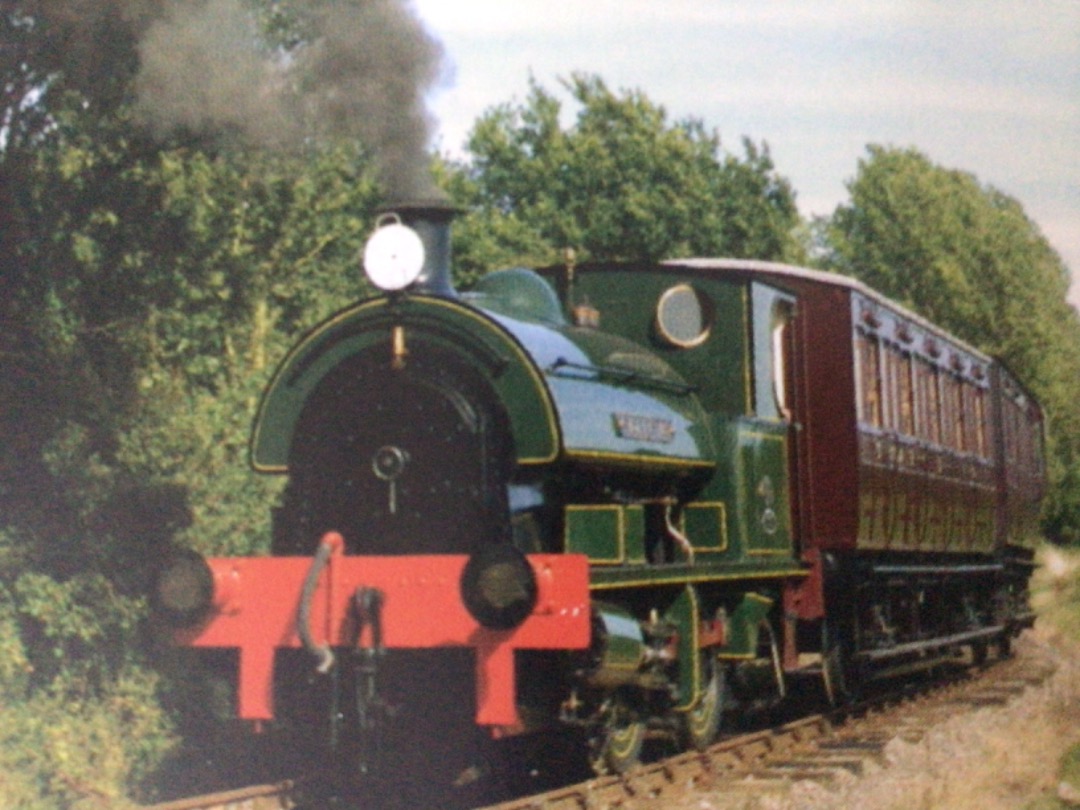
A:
[877,344,910,435]
[914,359,942,445]
[856,332,882,427]
[894,350,914,436]
[942,373,964,451]
[966,384,988,458]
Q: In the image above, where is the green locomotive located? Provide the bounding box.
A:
[157,200,1045,794]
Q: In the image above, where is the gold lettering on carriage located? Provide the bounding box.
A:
[612,413,676,444]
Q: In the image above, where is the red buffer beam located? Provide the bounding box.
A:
[173,533,591,729]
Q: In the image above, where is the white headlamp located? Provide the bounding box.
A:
[363,215,425,292]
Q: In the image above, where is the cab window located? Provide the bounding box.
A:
[751,284,796,422]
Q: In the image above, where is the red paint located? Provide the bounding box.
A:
[697,618,726,649]
[175,535,591,729]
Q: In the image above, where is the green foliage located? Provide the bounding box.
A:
[1060,742,1080,778]
[0,574,174,808]
[0,668,173,809]
[13,573,140,674]
[823,146,1080,542]
[117,369,284,558]
[2,124,381,553]
[1032,548,1080,643]
[0,585,32,700]
[2,4,393,805]
[1061,746,1080,797]
[144,143,380,383]
[441,74,804,283]
[117,142,380,556]
[1,44,382,809]
[824,146,1074,351]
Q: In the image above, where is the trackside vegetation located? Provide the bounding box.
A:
[1025,548,1080,810]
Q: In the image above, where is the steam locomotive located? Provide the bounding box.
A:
[155,200,1045,800]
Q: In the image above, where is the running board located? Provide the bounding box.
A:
[854,625,1005,663]
[869,563,1003,577]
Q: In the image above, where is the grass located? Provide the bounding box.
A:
[1021,545,1080,810]
[1032,546,1080,642]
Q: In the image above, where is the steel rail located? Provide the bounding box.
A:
[139,780,297,810]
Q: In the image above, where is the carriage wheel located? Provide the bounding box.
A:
[680,653,725,751]
[970,639,989,666]
[589,695,646,775]
[996,632,1013,659]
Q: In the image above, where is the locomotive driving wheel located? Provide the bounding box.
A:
[588,693,646,775]
[680,652,725,750]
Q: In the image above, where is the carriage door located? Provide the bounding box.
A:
[747,284,801,556]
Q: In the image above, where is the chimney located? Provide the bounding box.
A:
[378,198,459,298]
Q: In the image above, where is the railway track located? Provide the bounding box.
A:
[478,646,1057,810]
[140,780,298,810]
[140,642,1057,810]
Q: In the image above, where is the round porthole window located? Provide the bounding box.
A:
[655,284,713,348]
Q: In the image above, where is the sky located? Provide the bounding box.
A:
[410,0,1080,308]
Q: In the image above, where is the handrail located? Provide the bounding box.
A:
[546,356,697,396]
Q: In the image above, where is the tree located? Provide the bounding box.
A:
[441,74,804,283]
[823,145,1080,542]
[115,142,382,557]
[1,3,396,803]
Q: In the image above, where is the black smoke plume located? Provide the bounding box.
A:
[27,0,448,198]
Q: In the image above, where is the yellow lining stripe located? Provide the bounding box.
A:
[682,501,729,552]
[252,295,562,471]
[565,504,626,564]
[589,568,806,590]
[565,449,714,468]
[674,585,702,712]
[742,431,787,443]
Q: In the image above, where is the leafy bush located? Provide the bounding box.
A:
[0,575,175,808]
[0,668,174,809]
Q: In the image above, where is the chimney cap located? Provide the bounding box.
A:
[377,197,462,222]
